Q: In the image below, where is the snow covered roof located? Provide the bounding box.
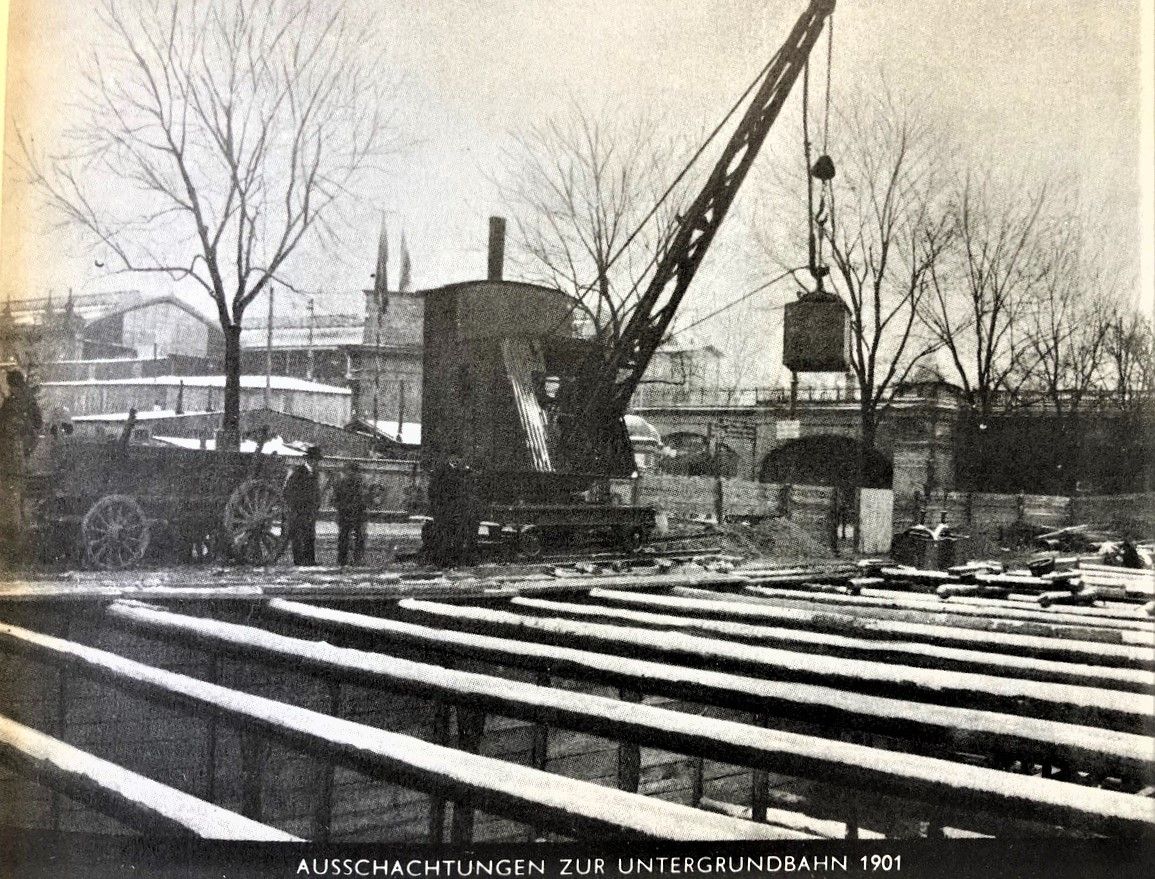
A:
[73,409,222,422]
[40,374,351,395]
[370,419,421,445]
[152,435,305,456]
[4,291,218,331]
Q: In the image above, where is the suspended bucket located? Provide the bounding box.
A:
[783,288,850,372]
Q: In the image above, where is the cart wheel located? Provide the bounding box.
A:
[82,495,150,570]
[617,526,644,553]
[223,479,287,565]
[517,529,543,560]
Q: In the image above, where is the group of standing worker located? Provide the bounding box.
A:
[282,447,369,567]
[288,450,482,569]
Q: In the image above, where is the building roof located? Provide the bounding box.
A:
[238,314,365,350]
[369,419,421,445]
[153,435,305,456]
[73,409,222,422]
[4,291,219,332]
[346,417,421,446]
[40,374,352,394]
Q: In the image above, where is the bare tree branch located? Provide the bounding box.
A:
[18,0,402,446]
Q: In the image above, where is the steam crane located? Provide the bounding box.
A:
[420,0,836,560]
[557,0,837,476]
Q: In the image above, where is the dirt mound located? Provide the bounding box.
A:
[716,517,837,562]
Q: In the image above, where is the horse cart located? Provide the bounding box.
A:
[23,437,290,570]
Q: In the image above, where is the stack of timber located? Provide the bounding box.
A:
[0,564,1152,842]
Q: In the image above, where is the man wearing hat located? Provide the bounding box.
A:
[284,445,322,565]
[0,369,42,556]
[332,459,368,566]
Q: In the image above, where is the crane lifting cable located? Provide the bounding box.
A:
[804,11,837,290]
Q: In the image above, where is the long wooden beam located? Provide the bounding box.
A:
[605,588,1155,665]
[0,714,300,841]
[0,571,747,604]
[0,621,791,841]
[397,599,1154,735]
[675,586,1151,646]
[265,599,1154,780]
[506,596,1152,693]
[747,583,1154,631]
[100,600,1155,837]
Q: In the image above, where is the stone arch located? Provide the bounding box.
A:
[661,431,740,478]
[759,434,892,490]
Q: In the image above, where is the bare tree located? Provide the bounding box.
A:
[1104,306,1155,415]
[494,101,692,344]
[19,0,399,446]
[922,174,1049,419]
[1015,227,1116,418]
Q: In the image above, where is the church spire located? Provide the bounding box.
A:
[399,230,412,293]
[373,213,389,305]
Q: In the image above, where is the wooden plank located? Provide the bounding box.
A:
[0,570,750,604]
[312,678,341,842]
[265,598,1154,781]
[100,601,1155,836]
[617,689,642,793]
[680,586,1153,646]
[868,589,1153,626]
[427,698,450,843]
[400,599,1154,735]
[450,708,487,844]
[510,596,1152,693]
[0,619,795,842]
[652,586,1155,662]
[239,732,267,821]
[729,584,1154,637]
[0,713,299,840]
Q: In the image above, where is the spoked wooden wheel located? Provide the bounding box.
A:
[82,494,150,570]
[223,479,287,565]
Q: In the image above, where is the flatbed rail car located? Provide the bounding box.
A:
[23,438,290,570]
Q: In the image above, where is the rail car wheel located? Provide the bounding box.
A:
[81,495,150,570]
[223,479,287,565]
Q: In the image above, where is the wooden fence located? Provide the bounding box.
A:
[896,491,1155,555]
[631,475,837,548]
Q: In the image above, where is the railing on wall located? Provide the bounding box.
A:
[633,384,1155,413]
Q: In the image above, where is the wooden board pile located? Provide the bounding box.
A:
[0,559,1152,842]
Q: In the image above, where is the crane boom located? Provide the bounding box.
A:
[560,0,835,473]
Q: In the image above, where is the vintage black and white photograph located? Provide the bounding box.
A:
[0,0,1152,869]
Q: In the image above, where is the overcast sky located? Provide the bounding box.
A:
[2,0,1149,383]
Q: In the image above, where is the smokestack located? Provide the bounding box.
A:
[487,216,506,282]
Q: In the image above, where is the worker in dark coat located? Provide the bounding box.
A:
[0,369,42,554]
[426,455,463,566]
[284,445,322,566]
[455,462,482,566]
[333,460,368,567]
[0,369,42,459]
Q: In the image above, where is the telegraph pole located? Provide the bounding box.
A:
[307,295,316,381]
[265,285,274,408]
